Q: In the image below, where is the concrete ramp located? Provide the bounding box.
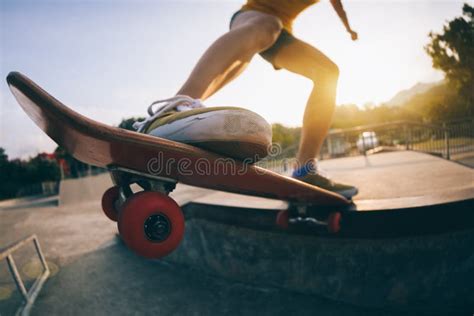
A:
[165,215,474,311]
[59,173,113,206]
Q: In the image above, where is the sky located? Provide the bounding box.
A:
[0,0,470,158]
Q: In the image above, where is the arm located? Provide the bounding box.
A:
[330,0,358,40]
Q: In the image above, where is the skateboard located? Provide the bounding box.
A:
[7,72,351,259]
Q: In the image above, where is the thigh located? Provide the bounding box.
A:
[230,10,282,30]
[272,37,338,80]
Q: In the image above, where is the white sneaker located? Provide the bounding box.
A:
[133,96,272,162]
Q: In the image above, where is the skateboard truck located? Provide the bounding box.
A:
[109,166,177,196]
[276,204,342,234]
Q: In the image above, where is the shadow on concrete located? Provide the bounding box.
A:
[29,240,411,316]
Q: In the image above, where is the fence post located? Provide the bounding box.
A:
[327,135,333,158]
[404,125,411,150]
[443,123,450,160]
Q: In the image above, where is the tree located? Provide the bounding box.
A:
[0,148,7,163]
[27,155,60,183]
[425,3,474,116]
[0,148,60,200]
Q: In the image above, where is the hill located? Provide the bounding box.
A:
[386,81,443,106]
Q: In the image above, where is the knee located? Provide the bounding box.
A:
[328,62,340,80]
[309,61,340,86]
[249,18,282,50]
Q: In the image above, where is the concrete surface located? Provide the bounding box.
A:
[0,195,57,211]
[165,218,474,311]
[29,242,403,316]
[1,151,473,315]
[58,173,113,206]
[317,151,473,200]
[0,198,401,316]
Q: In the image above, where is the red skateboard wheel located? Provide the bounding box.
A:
[118,191,185,259]
[327,212,341,233]
[276,210,289,229]
[101,186,121,222]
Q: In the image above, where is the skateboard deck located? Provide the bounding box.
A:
[7,72,349,206]
[7,71,350,258]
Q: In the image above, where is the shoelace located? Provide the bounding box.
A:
[133,95,204,132]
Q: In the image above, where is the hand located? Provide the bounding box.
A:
[348,30,358,41]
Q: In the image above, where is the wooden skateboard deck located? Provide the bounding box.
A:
[7,72,349,206]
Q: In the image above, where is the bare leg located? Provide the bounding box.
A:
[177,11,283,100]
[272,38,340,168]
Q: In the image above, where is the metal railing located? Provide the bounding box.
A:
[320,118,474,160]
[258,118,474,172]
[0,235,50,316]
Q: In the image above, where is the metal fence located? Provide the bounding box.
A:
[258,118,474,172]
[320,118,474,160]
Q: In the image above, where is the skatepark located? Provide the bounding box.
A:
[1,151,473,315]
[3,1,474,313]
